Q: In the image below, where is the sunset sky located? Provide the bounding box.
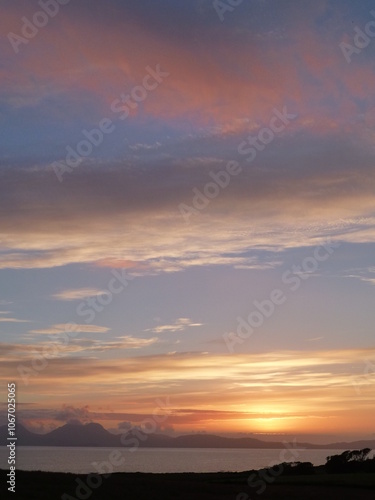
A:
[1,0,375,444]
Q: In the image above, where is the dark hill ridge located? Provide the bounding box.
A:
[2,422,375,449]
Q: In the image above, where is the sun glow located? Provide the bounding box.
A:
[252,417,289,433]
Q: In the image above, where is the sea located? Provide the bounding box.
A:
[0,447,343,474]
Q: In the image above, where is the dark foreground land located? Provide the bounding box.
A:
[2,469,375,500]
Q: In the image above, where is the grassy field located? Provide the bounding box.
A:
[1,469,375,499]
[274,472,375,488]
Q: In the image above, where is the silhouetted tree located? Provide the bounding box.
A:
[326,448,373,473]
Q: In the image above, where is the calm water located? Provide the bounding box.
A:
[0,447,342,473]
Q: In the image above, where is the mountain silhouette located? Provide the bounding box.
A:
[2,422,375,449]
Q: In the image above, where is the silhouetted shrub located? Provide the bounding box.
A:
[278,462,315,476]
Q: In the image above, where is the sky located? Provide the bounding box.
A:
[0,0,375,444]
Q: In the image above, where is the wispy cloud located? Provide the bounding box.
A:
[0,336,159,360]
[0,318,30,323]
[359,278,375,286]
[129,142,162,151]
[144,318,203,334]
[52,288,107,301]
[341,267,375,286]
[29,324,110,335]
[66,336,159,353]
[0,161,374,273]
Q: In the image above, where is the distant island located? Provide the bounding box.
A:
[2,422,375,449]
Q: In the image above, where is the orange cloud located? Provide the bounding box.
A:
[2,2,374,132]
[2,347,374,434]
